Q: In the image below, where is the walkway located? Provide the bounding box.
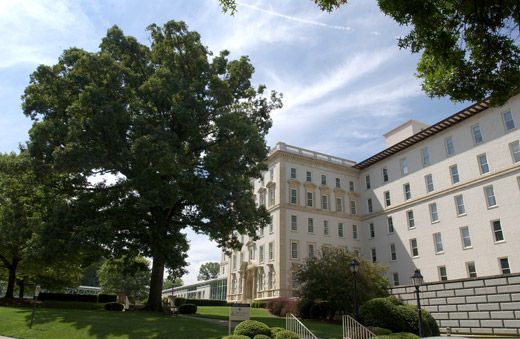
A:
[178,314,240,327]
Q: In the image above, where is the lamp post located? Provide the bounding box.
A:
[349,258,360,322]
[411,269,424,338]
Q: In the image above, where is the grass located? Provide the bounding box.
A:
[0,303,228,339]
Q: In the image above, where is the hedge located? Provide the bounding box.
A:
[172,298,226,306]
[234,320,271,338]
[178,303,197,314]
[104,302,124,311]
[97,294,117,303]
[38,293,97,302]
[251,301,267,308]
[221,336,249,339]
[274,330,300,339]
[253,335,271,339]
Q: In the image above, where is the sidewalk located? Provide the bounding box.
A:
[178,314,240,327]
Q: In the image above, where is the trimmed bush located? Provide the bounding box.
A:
[221,336,250,339]
[270,327,285,337]
[280,298,299,317]
[397,304,438,337]
[298,300,314,319]
[267,297,286,316]
[174,297,187,307]
[233,320,271,338]
[274,330,300,339]
[252,301,267,308]
[38,292,98,302]
[380,333,419,339]
[97,294,117,303]
[309,301,329,320]
[178,303,197,314]
[359,297,406,333]
[104,302,124,311]
[253,335,271,339]
[368,327,393,335]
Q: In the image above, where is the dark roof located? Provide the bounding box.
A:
[353,98,491,170]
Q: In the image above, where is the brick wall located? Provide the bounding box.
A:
[389,274,520,336]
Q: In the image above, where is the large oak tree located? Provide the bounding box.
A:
[221,0,520,106]
[22,21,281,311]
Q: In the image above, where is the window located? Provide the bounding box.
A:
[410,238,419,257]
[322,195,328,210]
[269,220,274,233]
[249,247,254,260]
[369,223,375,239]
[510,141,520,163]
[365,175,371,189]
[503,111,516,131]
[367,198,373,213]
[387,217,394,234]
[323,220,329,236]
[338,223,344,237]
[260,191,266,206]
[382,168,389,183]
[425,174,434,193]
[290,188,298,205]
[268,271,273,289]
[438,266,448,281]
[336,178,341,188]
[392,273,400,286]
[291,241,299,259]
[472,124,483,144]
[492,220,504,242]
[307,218,314,233]
[259,245,264,263]
[352,224,359,240]
[291,271,299,289]
[485,186,497,207]
[232,254,237,270]
[350,200,357,215]
[321,175,327,186]
[400,158,408,175]
[257,271,263,291]
[290,167,297,179]
[421,148,430,166]
[349,180,355,192]
[384,191,391,207]
[291,215,297,231]
[429,203,439,222]
[336,198,343,212]
[407,210,415,229]
[268,242,274,261]
[269,187,275,206]
[455,195,466,216]
[269,168,274,181]
[478,154,490,174]
[404,183,411,200]
[308,244,315,259]
[353,248,360,257]
[306,171,312,182]
[307,191,313,207]
[449,165,460,184]
[500,257,511,274]
[445,137,455,156]
[371,248,377,263]
[460,227,472,248]
[467,262,477,278]
[434,233,444,253]
[390,244,397,261]
[260,225,264,236]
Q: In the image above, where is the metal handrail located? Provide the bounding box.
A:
[286,313,318,339]
[342,315,380,339]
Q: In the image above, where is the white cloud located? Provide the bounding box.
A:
[181,229,222,285]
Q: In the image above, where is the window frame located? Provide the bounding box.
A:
[259,245,264,263]
[367,198,373,213]
[349,180,355,192]
[290,215,298,232]
[335,177,341,188]
[472,124,483,145]
[336,197,343,212]
[478,153,490,174]
[400,158,409,176]
[321,174,327,186]
[425,174,434,193]
[445,137,455,156]
[510,140,520,163]
[306,171,312,182]
[429,202,439,223]
[410,238,419,257]
[450,165,460,184]
[404,183,411,200]
[433,233,444,254]
[323,220,330,236]
[500,257,511,274]
[307,218,314,234]
[338,223,344,238]
[382,167,389,183]
[365,175,371,189]
[390,243,397,261]
[290,167,297,179]
[455,195,466,216]
[352,224,359,240]
[492,220,505,243]
[268,241,274,261]
[290,188,298,205]
[384,191,391,207]
[484,185,497,208]
[369,223,375,239]
[307,191,313,207]
[466,261,477,278]
[371,248,377,263]
[460,226,472,249]
[438,266,448,281]
[503,110,516,132]
[321,195,328,210]
[421,148,430,167]
[350,200,357,215]
[387,217,394,234]
[290,241,299,260]
[407,210,415,229]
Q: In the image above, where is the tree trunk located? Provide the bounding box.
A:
[145,257,165,312]
[4,260,19,299]
[17,278,25,299]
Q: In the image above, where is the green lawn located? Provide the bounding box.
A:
[195,306,344,339]
[0,304,228,339]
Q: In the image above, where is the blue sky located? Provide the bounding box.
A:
[0,0,468,285]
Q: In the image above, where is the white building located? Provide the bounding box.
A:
[221,94,520,304]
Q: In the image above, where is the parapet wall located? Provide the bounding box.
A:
[389,273,520,336]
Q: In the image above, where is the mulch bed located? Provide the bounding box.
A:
[0,297,40,307]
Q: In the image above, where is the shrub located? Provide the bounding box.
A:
[359,297,405,333]
[104,302,124,311]
[267,297,287,316]
[274,330,300,339]
[309,301,329,320]
[425,309,440,336]
[174,297,187,307]
[221,336,250,339]
[298,300,314,319]
[252,301,267,308]
[233,320,271,338]
[270,327,285,337]
[162,297,168,303]
[397,304,439,337]
[187,298,227,306]
[368,327,393,335]
[380,333,419,339]
[280,298,299,317]
[253,335,271,339]
[38,292,98,302]
[97,294,117,303]
[178,303,197,314]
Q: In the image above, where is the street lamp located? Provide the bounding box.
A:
[411,269,424,338]
[349,258,360,322]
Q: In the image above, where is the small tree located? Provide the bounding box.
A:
[197,262,220,281]
[97,255,151,302]
[296,247,389,317]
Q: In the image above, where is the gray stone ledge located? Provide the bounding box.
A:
[487,294,511,302]
[457,303,477,311]
[465,295,487,303]
[497,284,520,293]
[468,312,489,319]
[484,278,508,286]
[475,286,497,295]
[477,303,500,311]
[490,310,515,319]
[480,319,504,327]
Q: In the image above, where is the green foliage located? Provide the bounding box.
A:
[233,320,271,338]
[267,297,297,316]
[298,299,314,319]
[178,303,197,314]
[296,247,389,318]
[177,298,227,306]
[251,301,267,308]
[380,333,419,339]
[270,327,285,337]
[253,335,271,339]
[198,262,220,281]
[368,327,393,335]
[359,296,406,333]
[163,277,183,290]
[97,293,117,303]
[397,304,439,337]
[222,336,250,339]
[274,330,300,339]
[174,297,187,307]
[97,255,151,303]
[104,302,125,311]
[22,19,281,311]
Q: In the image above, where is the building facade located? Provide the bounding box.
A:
[221,94,520,304]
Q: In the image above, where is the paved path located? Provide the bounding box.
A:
[178,314,240,327]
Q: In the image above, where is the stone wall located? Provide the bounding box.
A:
[389,273,520,336]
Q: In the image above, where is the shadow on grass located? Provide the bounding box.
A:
[1,305,229,339]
